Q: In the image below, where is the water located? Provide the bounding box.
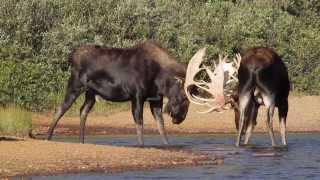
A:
[29,133,320,180]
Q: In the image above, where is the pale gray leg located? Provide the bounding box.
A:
[150,98,169,145]
[261,93,277,146]
[278,99,288,146]
[280,119,287,146]
[135,123,144,145]
[244,122,254,145]
[236,93,251,147]
[244,102,258,145]
[131,96,144,146]
[266,105,276,146]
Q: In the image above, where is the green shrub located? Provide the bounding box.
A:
[0,60,67,111]
[50,92,129,117]
[0,0,319,111]
[0,106,32,137]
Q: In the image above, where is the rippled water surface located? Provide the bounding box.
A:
[30,133,320,180]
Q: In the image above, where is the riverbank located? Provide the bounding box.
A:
[0,138,215,177]
[1,96,318,177]
[33,96,320,136]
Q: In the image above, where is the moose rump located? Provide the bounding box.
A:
[235,47,290,146]
[47,41,190,145]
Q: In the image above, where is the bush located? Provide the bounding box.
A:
[0,0,319,111]
[0,106,32,137]
[0,60,67,111]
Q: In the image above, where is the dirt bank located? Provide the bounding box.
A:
[0,96,318,177]
[33,96,320,136]
[0,138,215,177]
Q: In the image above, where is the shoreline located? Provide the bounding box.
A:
[1,95,319,177]
[32,96,320,136]
[32,123,320,138]
[0,138,217,178]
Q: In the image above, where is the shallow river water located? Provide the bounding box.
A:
[28,133,320,180]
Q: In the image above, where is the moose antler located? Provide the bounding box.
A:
[223,53,242,98]
[185,49,242,113]
[224,53,241,83]
[185,48,229,113]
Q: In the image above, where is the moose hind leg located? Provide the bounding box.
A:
[149,98,169,145]
[47,73,83,140]
[244,101,258,145]
[79,90,96,144]
[244,121,254,145]
[263,94,277,146]
[278,99,288,146]
[236,92,251,147]
[131,96,145,146]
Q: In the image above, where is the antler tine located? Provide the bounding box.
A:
[234,53,241,69]
[191,94,215,102]
[185,49,241,113]
[197,105,221,114]
[222,54,228,63]
[184,48,224,112]
[184,48,211,106]
[227,53,241,83]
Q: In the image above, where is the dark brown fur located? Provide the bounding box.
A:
[47,41,189,145]
[235,47,290,146]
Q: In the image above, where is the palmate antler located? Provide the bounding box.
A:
[223,53,242,98]
[184,49,241,113]
[224,54,241,83]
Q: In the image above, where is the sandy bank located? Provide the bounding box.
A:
[33,96,320,136]
[0,138,214,177]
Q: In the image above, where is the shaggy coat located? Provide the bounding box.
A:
[47,41,190,145]
[235,47,290,146]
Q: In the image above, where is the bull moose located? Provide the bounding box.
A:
[47,40,194,145]
[184,47,290,147]
[235,47,290,147]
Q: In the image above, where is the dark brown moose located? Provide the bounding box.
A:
[184,47,290,147]
[47,41,195,145]
[235,47,290,147]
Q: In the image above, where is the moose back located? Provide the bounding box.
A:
[47,41,192,145]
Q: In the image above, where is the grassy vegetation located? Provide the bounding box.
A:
[0,0,319,111]
[0,106,32,137]
[47,92,129,117]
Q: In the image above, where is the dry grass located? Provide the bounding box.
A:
[0,106,32,137]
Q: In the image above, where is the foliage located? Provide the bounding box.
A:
[0,0,319,110]
[0,60,67,111]
[0,106,32,137]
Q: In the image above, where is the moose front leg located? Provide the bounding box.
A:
[131,96,145,146]
[79,90,96,143]
[149,98,169,145]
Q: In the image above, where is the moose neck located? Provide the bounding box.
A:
[157,73,184,99]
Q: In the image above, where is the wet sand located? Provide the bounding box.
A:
[0,138,214,177]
